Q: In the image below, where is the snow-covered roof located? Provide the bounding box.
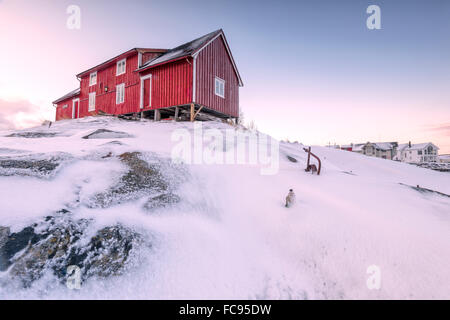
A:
[373,142,396,151]
[139,30,220,70]
[353,142,397,151]
[353,144,364,151]
[52,88,80,105]
[398,142,439,151]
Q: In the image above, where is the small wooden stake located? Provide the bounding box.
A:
[174,106,179,122]
[190,103,195,122]
[154,109,161,121]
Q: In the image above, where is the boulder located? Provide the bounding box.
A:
[1,212,143,287]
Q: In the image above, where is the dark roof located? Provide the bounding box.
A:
[76,48,167,78]
[138,29,243,86]
[138,29,222,70]
[52,88,80,105]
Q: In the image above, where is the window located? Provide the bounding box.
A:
[116,83,125,104]
[418,150,422,155]
[62,104,68,109]
[88,92,96,111]
[214,77,225,98]
[89,72,97,86]
[117,59,126,76]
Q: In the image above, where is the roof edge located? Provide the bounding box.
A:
[52,88,80,104]
[76,48,168,78]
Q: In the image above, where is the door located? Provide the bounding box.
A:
[72,99,79,119]
[140,75,152,109]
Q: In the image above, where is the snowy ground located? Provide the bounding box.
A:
[0,117,449,299]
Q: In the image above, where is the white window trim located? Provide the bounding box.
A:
[88,92,96,111]
[215,77,225,98]
[89,71,97,86]
[116,83,125,104]
[116,58,126,76]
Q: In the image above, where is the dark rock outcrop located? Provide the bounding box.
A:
[82,129,133,139]
[143,193,181,212]
[287,155,298,163]
[90,152,179,209]
[5,132,58,138]
[0,153,71,178]
[0,211,143,287]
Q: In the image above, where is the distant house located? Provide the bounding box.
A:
[438,154,450,163]
[340,144,353,151]
[53,29,243,122]
[352,142,398,160]
[395,142,439,163]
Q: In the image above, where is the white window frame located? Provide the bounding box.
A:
[116,58,126,76]
[214,77,225,98]
[116,83,125,104]
[89,71,97,86]
[88,92,96,111]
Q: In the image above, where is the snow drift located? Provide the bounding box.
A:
[0,117,448,299]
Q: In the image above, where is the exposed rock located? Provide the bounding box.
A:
[0,226,10,269]
[143,193,181,212]
[287,155,298,163]
[5,132,58,138]
[0,153,70,178]
[0,212,143,287]
[90,152,172,208]
[0,227,43,272]
[399,183,450,198]
[82,129,133,139]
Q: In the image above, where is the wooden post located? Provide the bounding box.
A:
[154,109,161,121]
[307,147,311,168]
[190,103,195,122]
[174,106,179,122]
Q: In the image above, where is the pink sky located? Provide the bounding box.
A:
[0,0,449,153]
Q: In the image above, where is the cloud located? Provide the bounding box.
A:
[425,123,450,136]
[0,99,46,131]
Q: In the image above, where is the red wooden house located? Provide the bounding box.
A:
[53,29,243,122]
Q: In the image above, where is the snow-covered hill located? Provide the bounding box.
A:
[0,117,449,299]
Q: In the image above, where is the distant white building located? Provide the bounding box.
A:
[438,154,450,163]
[394,142,439,163]
[352,142,398,160]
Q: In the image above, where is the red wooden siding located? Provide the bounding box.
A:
[54,31,241,122]
[56,98,75,120]
[140,58,193,110]
[78,53,141,117]
[195,36,239,118]
[141,52,162,66]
